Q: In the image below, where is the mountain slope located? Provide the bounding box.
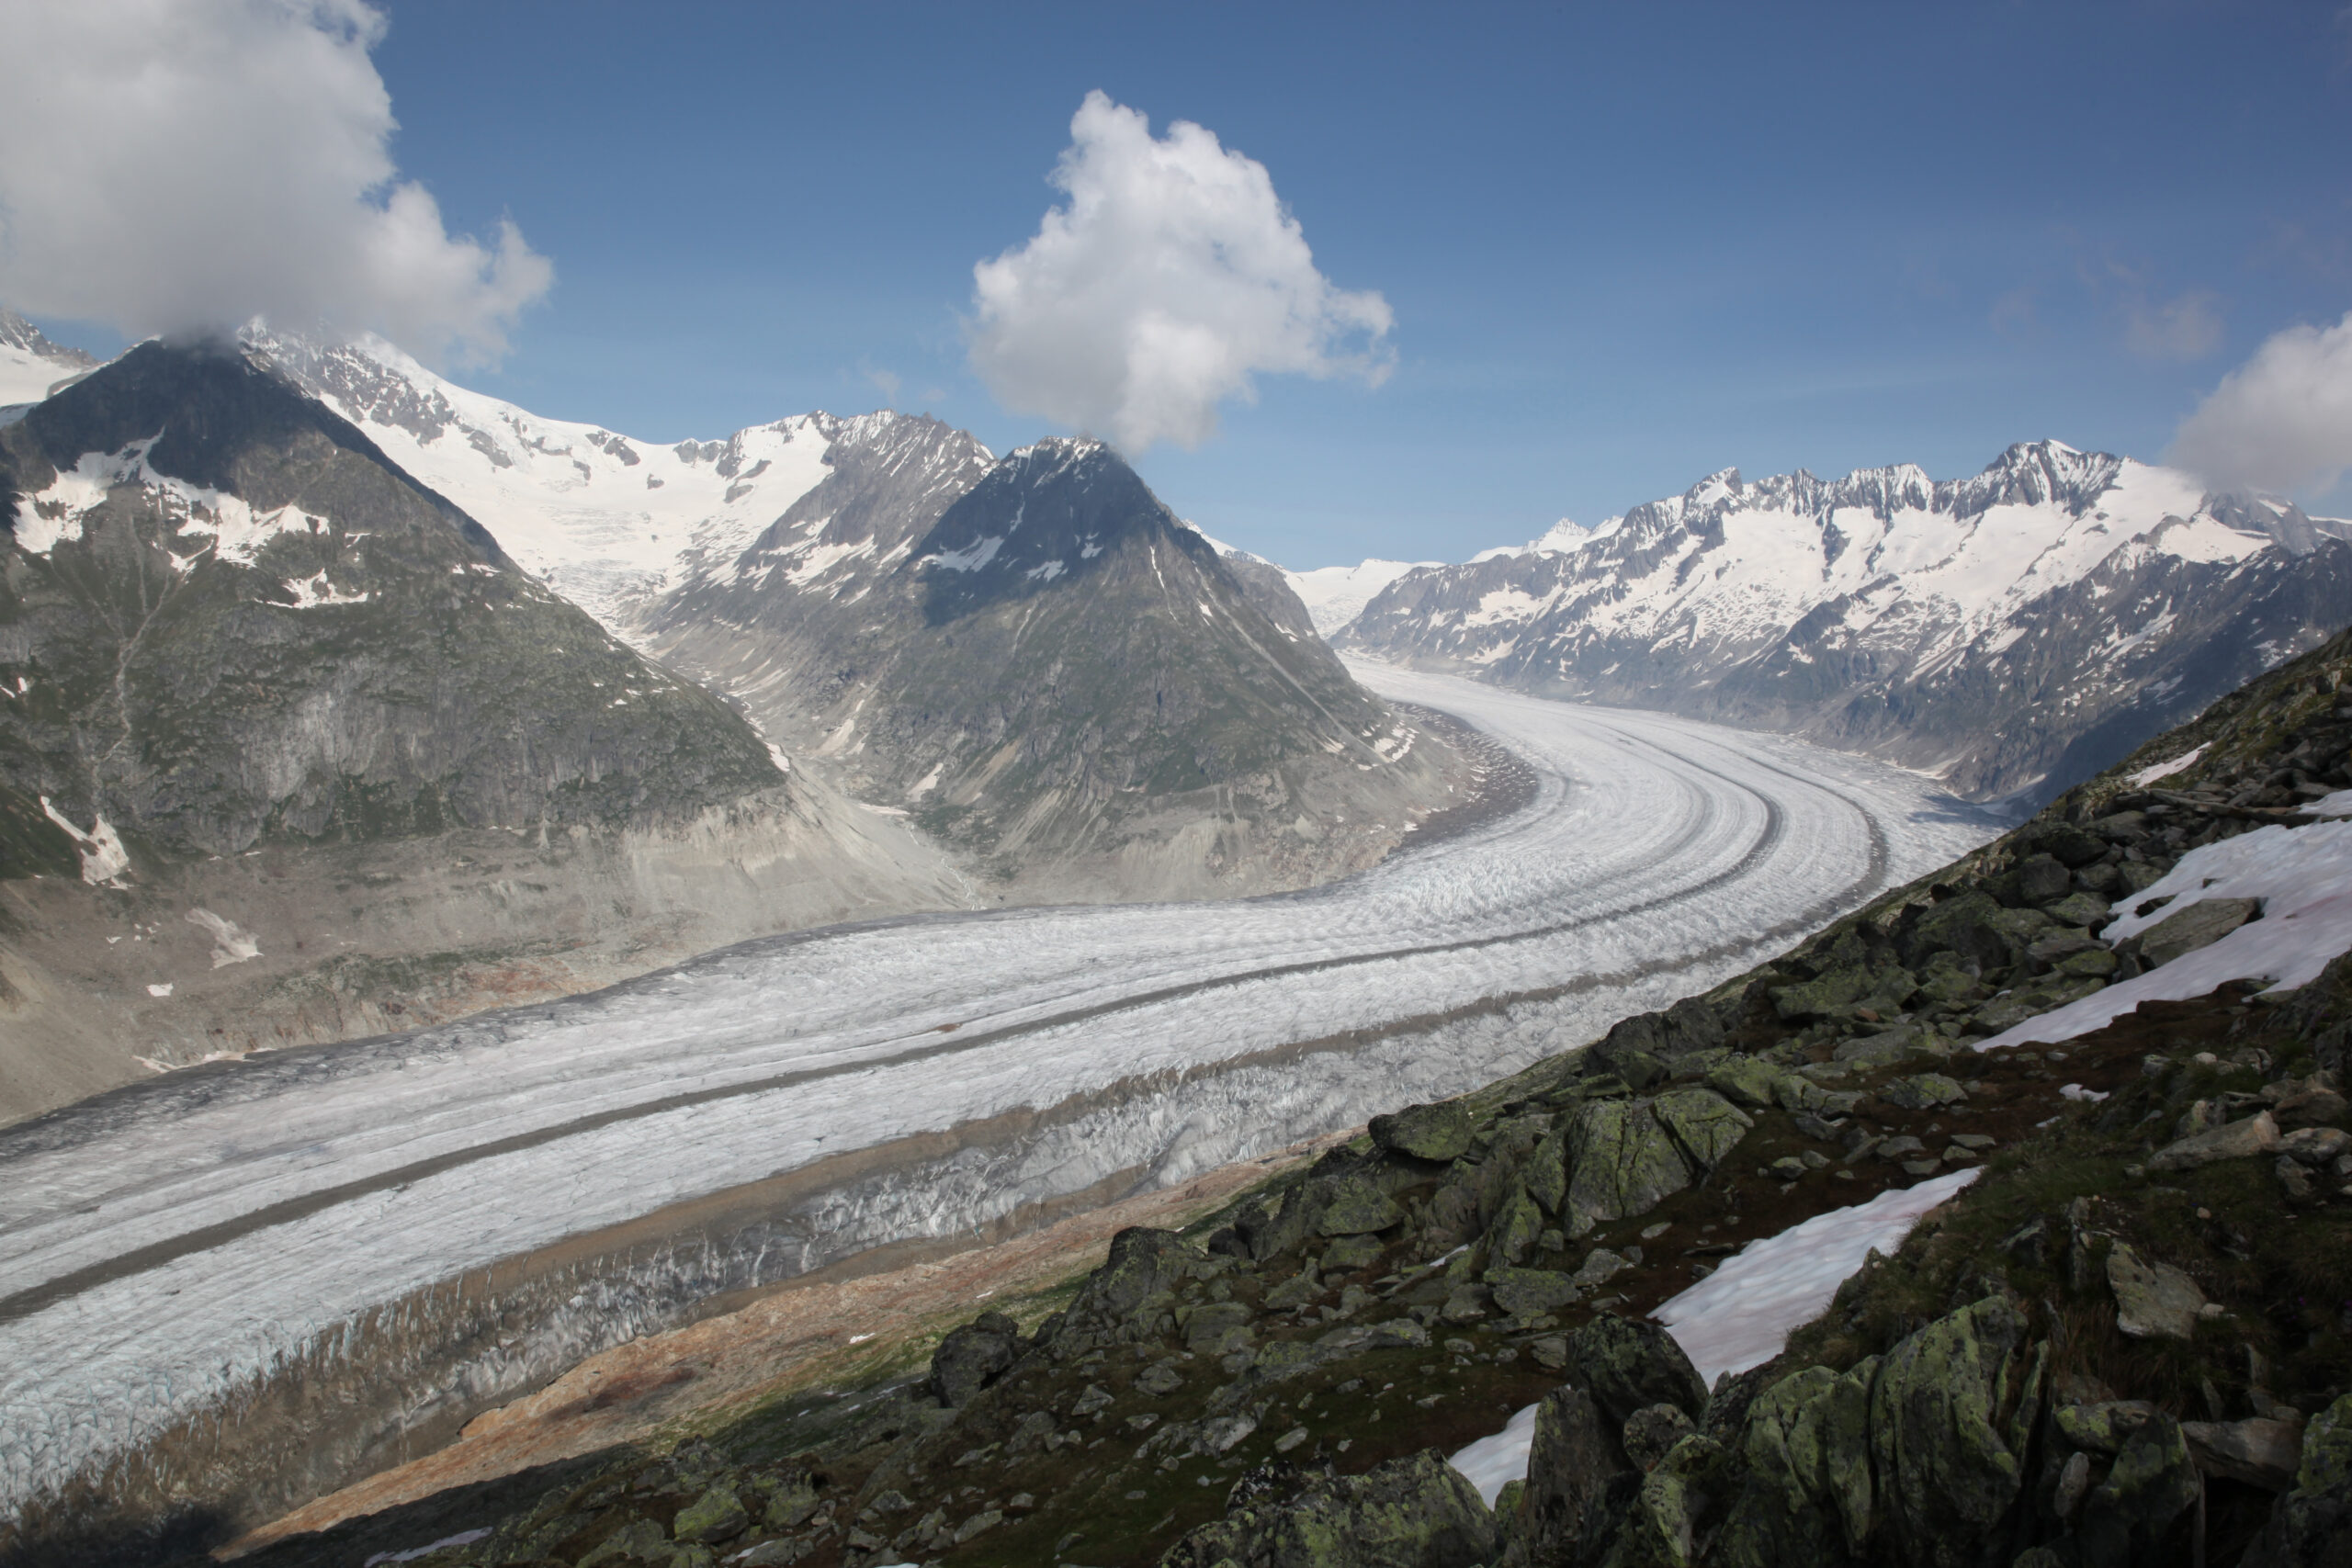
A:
[0,341,966,1122]
[270,333,1465,901]
[1344,441,2352,805]
[652,436,1460,897]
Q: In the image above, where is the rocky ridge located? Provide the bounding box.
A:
[266,333,1466,903]
[649,435,1461,901]
[1341,441,2352,807]
[201,618,2352,1568]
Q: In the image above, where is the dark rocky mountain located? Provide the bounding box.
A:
[257,333,1466,903]
[0,341,965,1122]
[1343,441,2352,807]
[650,434,1460,898]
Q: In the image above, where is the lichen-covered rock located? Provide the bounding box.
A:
[1832,1025,1944,1067]
[1488,1266,1579,1319]
[1506,1386,1633,1568]
[1159,1448,1498,1568]
[1649,1089,1752,1173]
[2104,1243,2206,1338]
[2075,1412,2200,1568]
[1623,1404,1697,1472]
[1608,1432,1729,1568]
[2043,891,2112,930]
[930,1311,1023,1405]
[1569,1314,1709,1426]
[2245,1391,2352,1568]
[1713,1359,1878,1568]
[1487,1183,1545,1267]
[672,1485,750,1545]
[2138,897,2259,966]
[1564,1100,1694,1231]
[1702,1056,1782,1111]
[1867,1297,2030,1568]
[1038,1226,1198,1349]
[1524,1126,1569,1215]
[1878,1074,1967,1111]
[1319,1177,1408,1236]
[1370,1101,1476,1163]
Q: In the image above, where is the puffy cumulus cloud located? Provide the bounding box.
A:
[0,0,549,366]
[969,91,1392,453]
[2170,311,2352,495]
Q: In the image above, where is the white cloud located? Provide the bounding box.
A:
[968,91,1392,453]
[2123,289,2223,363]
[0,0,549,366]
[2169,310,2352,495]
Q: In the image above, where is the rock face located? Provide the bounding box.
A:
[0,341,967,1122]
[2245,1393,2352,1568]
[1159,1450,1498,1568]
[263,332,1463,906]
[1341,442,2352,805]
[649,434,1461,900]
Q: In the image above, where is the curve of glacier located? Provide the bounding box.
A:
[0,665,1997,1526]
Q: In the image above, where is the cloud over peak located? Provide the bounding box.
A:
[968,91,1393,454]
[0,0,550,367]
[2169,310,2352,496]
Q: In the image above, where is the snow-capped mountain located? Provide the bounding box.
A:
[0,308,97,407]
[650,434,1459,897]
[256,332,1460,900]
[250,331,894,631]
[0,339,965,1115]
[1341,441,2352,804]
[1281,557,1442,636]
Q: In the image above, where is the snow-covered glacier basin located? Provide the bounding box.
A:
[0,666,1996,1532]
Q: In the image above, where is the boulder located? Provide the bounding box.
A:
[2284,1127,2352,1165]
[2105,1243,2207,1338]
[2014,853,2074,906]
[2183,1416,2307,1491]
[2043,891,2112,930]
[2138,897,2259,967]
[1568,1314,1709,1425]
[1901,890,2014,973]
[1878,1074,1968,1111]
[1159,1449,1498,1568]
[1487,1266,1580,1319]
[1588,1032,1669,1090]
[1651,1087,1754,1171]
[1523,1127,1569,1216]
[672,1486,750,1545]
[2075,1413,2201,1568]
[2019,821,2111,868]
[2244,1391,2352,1568]
[930,1311,1023,1405]
[1319,1178,1408,1236]
[1623,1403,1697,1472]
[1563,1100,1694,1231]
[1042,1227,1198,1348]
[1610,1432,1730,1567]
[2277,1086,2351,1132]
[1487,1183,1545,1267]
[1371,1101,1475,1163]
[1508,1386,1633,1568]
[2149,1109,2281,1171]
[1705,1055,1784,1109]
[1833,1025,1944,1067]
[1867,1297,2032,1568]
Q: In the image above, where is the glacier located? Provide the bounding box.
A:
[0,665,1996,1524]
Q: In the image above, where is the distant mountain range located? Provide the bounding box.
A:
[1335,442,2352,806]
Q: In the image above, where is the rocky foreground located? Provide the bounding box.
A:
[174,629,2352,1568]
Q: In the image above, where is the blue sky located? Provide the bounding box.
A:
[29,1,2352,567]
